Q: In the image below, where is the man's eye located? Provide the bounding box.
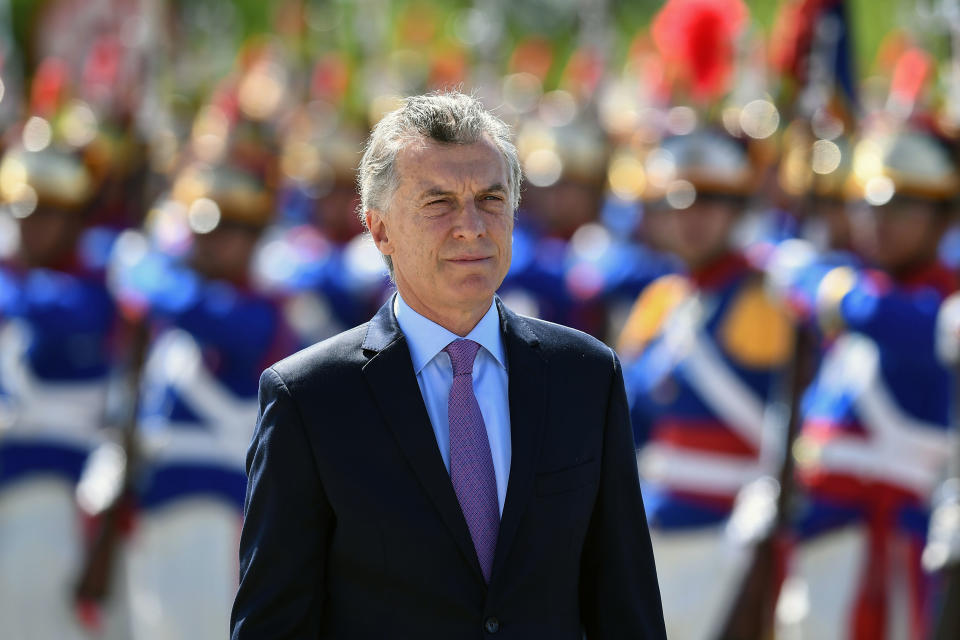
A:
[482,194,504,202]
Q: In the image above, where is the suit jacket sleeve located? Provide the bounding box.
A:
[231,367,332,639]
[580,351,666,639]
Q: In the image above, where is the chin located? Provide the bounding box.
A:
[446,277,498,305]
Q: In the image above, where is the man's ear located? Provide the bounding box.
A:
[366,209,393,255]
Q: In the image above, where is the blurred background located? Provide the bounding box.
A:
[3,0,960,639]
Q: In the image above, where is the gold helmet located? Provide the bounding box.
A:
[279,104,365,191]
[848,119,959,204]
[516,115,610,189]
[641,127,753,208]
[0,144,94,215]
[171,162,274,232]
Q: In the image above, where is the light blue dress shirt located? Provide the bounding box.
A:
[394,294,512,514]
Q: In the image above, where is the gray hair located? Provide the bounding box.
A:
[356,91,522,274]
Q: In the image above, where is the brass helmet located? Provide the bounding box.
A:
[0,143,94,215]
[279,104,365,191]
[642,126,753,208]
[171,161,274,232]
[847,118,959,205]
[516,114,610,189]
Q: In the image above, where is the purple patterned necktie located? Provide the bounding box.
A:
[444,338,499,583]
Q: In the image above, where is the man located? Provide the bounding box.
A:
[616,125,792,640]
[773,118,958,639]
[231,91,665,639]
[0,140,118,639]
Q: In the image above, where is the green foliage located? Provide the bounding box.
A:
[4,0,952,85]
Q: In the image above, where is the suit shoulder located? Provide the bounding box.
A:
[268,322,369,388]
[519,315,617,367]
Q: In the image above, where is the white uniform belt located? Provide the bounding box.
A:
[813,334,953,495]
[638,443,764,497]
[681,335,767,449]
[22,382,104,425]
[660,299,767,449]
[140,329,258,467]
[856,369,953,470]
[139,420,249,471]
[0,321,107,443]
[808,435,942,496]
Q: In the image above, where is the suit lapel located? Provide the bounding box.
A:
[360,296,484,583]
[490,300,547,587]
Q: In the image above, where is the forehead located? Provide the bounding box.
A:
[394,136,508,192]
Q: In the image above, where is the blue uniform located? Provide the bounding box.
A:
[0,227,120,640]
[255,223,391,348]
[115,248,292,511]
[0,228,118,487]
[497,220,571,326]
[782,261,957,640]
[564,210,678,344]
[113,242,296,640]
[620,252,793,527]
[617,251,793,639]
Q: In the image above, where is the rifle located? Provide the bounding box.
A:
[715,0,854,628]
[714,323,817,640]
[73,316,150,624]
[924,294,960,639]
[73,0,164,620]
[927,2,960,632]
[927,482,960,640]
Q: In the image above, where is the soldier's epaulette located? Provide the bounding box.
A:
[617,274,692,358]
[718,278,793,369]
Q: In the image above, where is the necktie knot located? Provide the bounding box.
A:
[444,339,481,377]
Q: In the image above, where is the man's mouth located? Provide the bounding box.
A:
[448,256,492,263]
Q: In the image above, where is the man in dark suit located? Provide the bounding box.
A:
[230,91,665,639]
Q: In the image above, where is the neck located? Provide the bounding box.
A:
[190,258,250,287]
[687,250,747,290]
[397,287,491,337]
[17,248,76,272]
[888,256,944,286]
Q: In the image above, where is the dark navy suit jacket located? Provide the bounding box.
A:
[230,297,665,639]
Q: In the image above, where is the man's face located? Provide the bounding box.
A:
[367,136,513,322]
[814,198,851,250]
[663,197,739,269]
[192,221,262,282]
[849,198,946,272]
[18,206,81,267]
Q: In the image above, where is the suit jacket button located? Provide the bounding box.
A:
[483,617,500,634]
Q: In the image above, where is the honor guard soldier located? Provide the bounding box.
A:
[774,116,960,640]
[496,220,570,328]
[110,161,292,640]
[617,124,794,640]
[617,1,792,636]
[0,138,118,639]
[259,115,390,347]
[766,117,862,309]
[564,151,681,344]
[504,112,611,334]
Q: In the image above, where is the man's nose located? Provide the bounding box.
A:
[453,199,486,237]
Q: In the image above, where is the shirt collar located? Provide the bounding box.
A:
[394,293,506,375]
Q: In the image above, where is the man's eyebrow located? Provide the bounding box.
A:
[417,183,508,199]
[418,187,456,200]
